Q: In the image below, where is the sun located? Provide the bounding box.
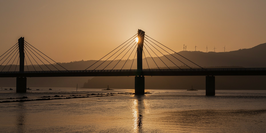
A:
[135,37,139,43]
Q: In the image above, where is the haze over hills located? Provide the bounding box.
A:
[57,42,266,69]
[1,43,266,89]
[177,43,266,68]
[53,42,266,69]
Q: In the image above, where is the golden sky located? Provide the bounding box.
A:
[1,0,266,62]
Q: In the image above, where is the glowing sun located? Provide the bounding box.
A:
[135,37,139,43]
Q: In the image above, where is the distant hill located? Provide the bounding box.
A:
[176,43,266,68]
[59,42,266,69]
[83,42,266,90]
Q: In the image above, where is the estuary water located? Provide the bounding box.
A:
[0,88,266,133]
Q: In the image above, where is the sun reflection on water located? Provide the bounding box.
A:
[132,99,138,131]
[132,95,148,133]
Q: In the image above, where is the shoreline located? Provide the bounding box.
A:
[0,92,134,103]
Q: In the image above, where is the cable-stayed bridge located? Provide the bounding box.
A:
[1,29,266,96]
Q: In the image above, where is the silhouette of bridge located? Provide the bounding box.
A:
[1,29,265,96]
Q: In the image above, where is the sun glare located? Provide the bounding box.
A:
[135,37,139,43]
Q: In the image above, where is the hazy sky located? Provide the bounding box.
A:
[1,0,266,62]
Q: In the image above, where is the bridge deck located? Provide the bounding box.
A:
[1,68,266,77]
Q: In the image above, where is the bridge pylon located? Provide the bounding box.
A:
[16,37,27,93]
[135,29,145,95]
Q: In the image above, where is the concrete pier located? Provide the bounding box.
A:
[135,76,145,95]
[206,75,215,96]
[16,77,27,93]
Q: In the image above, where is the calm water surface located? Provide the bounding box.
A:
[0,88,266,133]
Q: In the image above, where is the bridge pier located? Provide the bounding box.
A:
[16,77,27,93]
[135,76,145,95]
[206,75,215,96]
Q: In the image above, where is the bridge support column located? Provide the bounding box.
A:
[135,76,145,95]
[206,75,215,96]
[16,77,27,93]
[135,29,145,95]
[16,37,27,93]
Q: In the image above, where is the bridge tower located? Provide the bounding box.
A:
[135,29,145,95]
[16,37,27,93]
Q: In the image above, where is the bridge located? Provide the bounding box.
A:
[1,68,266,77]
[1,29,265,96]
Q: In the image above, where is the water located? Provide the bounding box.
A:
[0,88,266,133]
